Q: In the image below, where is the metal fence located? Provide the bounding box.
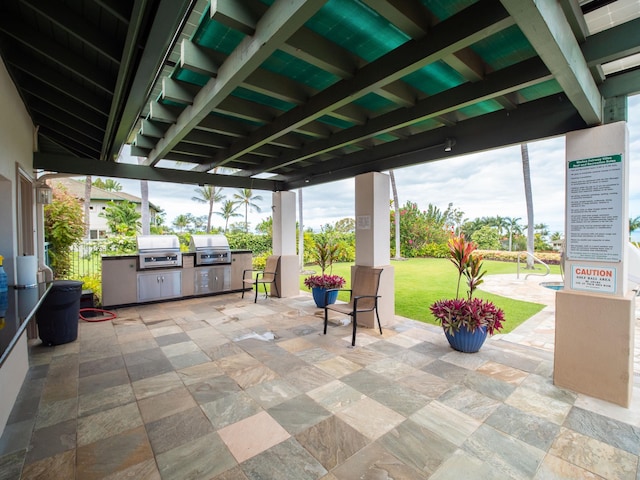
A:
[67,240,105,280]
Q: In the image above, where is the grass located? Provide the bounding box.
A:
[300,258,558,334]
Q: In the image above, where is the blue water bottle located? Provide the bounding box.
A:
[0,255,7,293]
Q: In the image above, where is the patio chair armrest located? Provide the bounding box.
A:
[325,288,350,294]
[322,287,351,304]
[353,294,381,309]
[243,268,263,281]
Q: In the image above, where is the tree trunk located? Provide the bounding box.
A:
[84,175,91,239]
[207,197,213,233]
[298,189,304,272]
[389,169,401,260]
[508,227,513,252]
[138,157,150,235]
[521,144,535,269]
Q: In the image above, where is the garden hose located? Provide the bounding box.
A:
[79,308,117,322]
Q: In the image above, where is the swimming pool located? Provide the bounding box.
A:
[540,282,564,290]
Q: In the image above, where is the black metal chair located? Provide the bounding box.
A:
[324,266,383,346]
[242,255,280,302]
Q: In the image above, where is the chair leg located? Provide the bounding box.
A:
[254,283,258,303]
[351,313,357,347]
[375,308,382,335]
[242,285,246,299]
[324,308,328,335]
[262,282,268,299]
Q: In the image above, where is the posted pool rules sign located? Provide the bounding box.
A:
[566,154,623,263]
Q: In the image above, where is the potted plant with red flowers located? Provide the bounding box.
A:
[430,234,505,352]
[304,273,346,307]
[305,236,346,307]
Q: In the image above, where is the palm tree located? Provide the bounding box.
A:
[172,214,190,233]
[138,157,150,235]
[630,216,640,239]
[233,188,263,232]
[192,185,224,233]
[389,169,402,260]
[103,179,122,191]
[92,178,123,192]
[505,217,522,252]
[298,189,304,271]
[100,200,141,235]
[216,200,241,233]
[521,143,534,269]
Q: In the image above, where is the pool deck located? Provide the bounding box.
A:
[2,273,640,479]
[481,273,640,400]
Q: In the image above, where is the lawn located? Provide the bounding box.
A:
[299,258,558,334]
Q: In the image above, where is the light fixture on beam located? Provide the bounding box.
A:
[444,137,456,152]
[36,183,52,205]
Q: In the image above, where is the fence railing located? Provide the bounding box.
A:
[67,240,105,280]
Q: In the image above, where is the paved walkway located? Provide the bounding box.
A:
[0,280,639,479]
[481,273,640,380]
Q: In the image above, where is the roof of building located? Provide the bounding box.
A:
[50,177,160,212]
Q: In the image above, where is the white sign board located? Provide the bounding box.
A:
[566,154,623,262]
[571,265,617,293]
[356,215,371,230]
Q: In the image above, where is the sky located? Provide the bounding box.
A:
[110,94,640,237]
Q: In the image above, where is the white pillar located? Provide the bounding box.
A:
[555,121,634,407]
[272,191,298,297]
[354,172,394,328]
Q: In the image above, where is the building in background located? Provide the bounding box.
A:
[49,178,159,238]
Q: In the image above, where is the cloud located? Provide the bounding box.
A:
[112,95,640,235]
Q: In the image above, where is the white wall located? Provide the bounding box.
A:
[0,56,37,436]
[0,57,34,281]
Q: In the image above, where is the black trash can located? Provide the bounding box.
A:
[36,280,83,346]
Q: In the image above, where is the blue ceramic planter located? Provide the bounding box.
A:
[312,287,338,308]
[444,325,488,353]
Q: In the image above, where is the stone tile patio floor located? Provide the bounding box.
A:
[1,275,639,479]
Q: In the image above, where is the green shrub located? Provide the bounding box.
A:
[477,250,561,265]
[44,187,85,278]
[418,242,449,258]
[252,254,268,270]
[78,274,102,306]
[226,232,272,256]
[103,236,137,255]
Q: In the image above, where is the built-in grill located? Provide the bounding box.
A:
[136,235,182,269]
[189,235,232,266]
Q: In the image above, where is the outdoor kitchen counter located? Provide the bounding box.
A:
[101,251,252,307]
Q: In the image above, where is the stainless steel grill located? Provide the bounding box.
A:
[136,235,182,269]
[189,235,231,266]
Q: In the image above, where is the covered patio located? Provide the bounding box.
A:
[2,0,640,478]
[1,279,639,479]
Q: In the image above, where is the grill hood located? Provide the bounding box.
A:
[137,235,180,252]
[189,235,230,251]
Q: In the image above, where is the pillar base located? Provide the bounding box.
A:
[275,255,299,298]
[554,289,635,407]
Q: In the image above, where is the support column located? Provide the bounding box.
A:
[555,121,634,407]
[354,172,394,328]
[272,191,298,297]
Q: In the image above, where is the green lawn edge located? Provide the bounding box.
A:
[299,258,556,334]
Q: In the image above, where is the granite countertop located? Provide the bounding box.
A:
[0,283,52,367]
